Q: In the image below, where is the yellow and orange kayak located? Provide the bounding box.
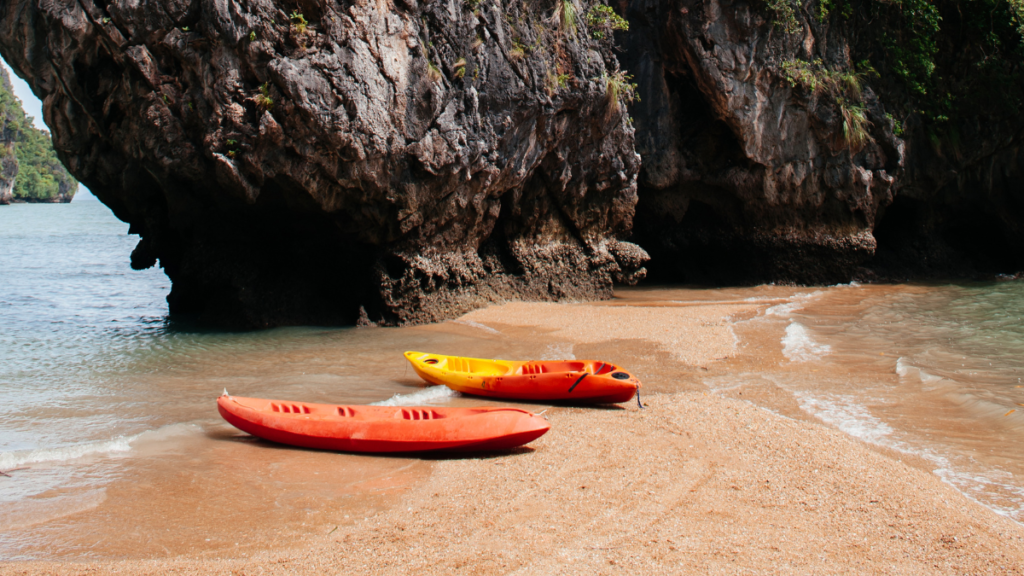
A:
[217,394,550,453]
[404,351,641,404]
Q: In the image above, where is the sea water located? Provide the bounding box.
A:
[735,282,1024,522]
[2,200,1023,560]
[0,200,545,560]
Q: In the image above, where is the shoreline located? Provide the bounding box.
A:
[4,289,1024,572]
[5,391,1023,574]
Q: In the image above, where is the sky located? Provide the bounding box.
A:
[1,58,97,201]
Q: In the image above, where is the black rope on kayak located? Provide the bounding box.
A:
[636,386,645,410]
[594,362,606,375]
[568,373,589,393]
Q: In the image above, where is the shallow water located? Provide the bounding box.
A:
[701,282,1024,523]
[1,201,1023,560]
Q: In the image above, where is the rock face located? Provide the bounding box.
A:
[0,0,646,326]
[619,0,1023,284]
[621,0,903,285]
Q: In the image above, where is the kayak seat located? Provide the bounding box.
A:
[519,363,548,375]
[442,356,508,376]
[517,361,586,375]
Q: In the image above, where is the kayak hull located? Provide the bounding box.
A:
[404,351,641,403]
[218,396,550,453]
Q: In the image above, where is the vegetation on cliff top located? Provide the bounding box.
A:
[767,0,1024,154]
[0,66,77,202]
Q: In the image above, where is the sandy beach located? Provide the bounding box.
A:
[4,291,1024,574]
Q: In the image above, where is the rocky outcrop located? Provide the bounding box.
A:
[0,147,13,204]
[0,0,646,327]
[621,0,904,285]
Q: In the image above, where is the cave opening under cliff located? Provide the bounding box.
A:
[628,64,757,286]
[163,177,381,329]
[871,194,1024,278]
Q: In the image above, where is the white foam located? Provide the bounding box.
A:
[766,301,803,316]
[796,392,894,445]
[895,357,943,384]
[0,437,132,470]
[895,356,912,378]
[0,423,198,470]
[371,385,459,406]
[450,319,501,335]
[782,322,832,362]
[764,290,824,318]
[796,390,1024,523]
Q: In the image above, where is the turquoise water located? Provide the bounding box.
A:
[0,200,547,559]
[755,282,1024,521]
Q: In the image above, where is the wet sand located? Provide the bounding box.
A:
[4,291,1024,573]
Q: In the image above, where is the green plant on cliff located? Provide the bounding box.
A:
[1012,0,1024,38]
[585,4,628,39]
[782,59,876,149]
[840,100,872,149]
[510,38,527,61]
[604,70,638,113]
[843,0,1024,152]
[817,0,852,21]
[255,82,274,110]
[545,69,571,95]
[0,70,77,202]
[426,61,443,82]
[765,0,802,35]
[781,59,874,98]
[555,0,578,37]
[290,11,308,35]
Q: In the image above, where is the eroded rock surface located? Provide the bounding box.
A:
[621,0,903,284]
[0,0,645,326]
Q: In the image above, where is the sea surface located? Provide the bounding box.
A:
[1,200,1022,560]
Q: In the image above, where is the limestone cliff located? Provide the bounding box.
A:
[0,0,646,326]
[620,0,1023,283]
[1,0,1020,326]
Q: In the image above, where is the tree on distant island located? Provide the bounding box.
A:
[0,65,77,204]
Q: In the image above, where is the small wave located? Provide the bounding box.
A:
[796,392,894,445]
[0,423,197,470]
[895,357,944,384]
[932,463,1024,522]
[797,391,1024,523]
[764,290,825,318]
[782,322,831,362]
[371,385,459,406]
[450,319,501,335]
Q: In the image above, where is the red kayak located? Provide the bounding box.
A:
[217,394,550,453]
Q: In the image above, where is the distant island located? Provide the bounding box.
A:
[0,65,77,204]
